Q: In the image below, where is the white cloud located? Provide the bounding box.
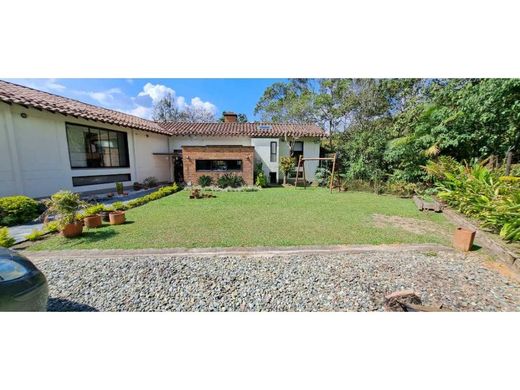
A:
[125,105,152,119]
[45,79,66,91]
[85,87,122,105]
[190,96,217,115]
[138,83,175,104]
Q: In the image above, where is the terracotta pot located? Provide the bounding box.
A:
[109,211,126,225]
[453,227,476,251]
[84,214,102,228]
[61,222,83,238]
[99,211,111,222]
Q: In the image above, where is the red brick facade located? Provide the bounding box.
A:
[182,145,255,186]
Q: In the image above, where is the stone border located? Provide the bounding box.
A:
[22,243,453,261]
[443,208,519,270]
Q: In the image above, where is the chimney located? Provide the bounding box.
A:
[223,112,238,123]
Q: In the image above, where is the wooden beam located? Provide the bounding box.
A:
[329,153,336,193]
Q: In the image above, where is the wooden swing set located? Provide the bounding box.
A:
[294,153,337,193]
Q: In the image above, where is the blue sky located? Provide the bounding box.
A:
[5,78,285,121]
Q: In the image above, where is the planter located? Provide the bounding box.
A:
[109,211,126,225]
[83,214,102,229]
[60,222,83,238]
[99,211,111,222]
[453,227,476,251]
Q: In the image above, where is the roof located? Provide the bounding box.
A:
[0,80,325,138]
[158,122,325,137]
[0,80,168,135]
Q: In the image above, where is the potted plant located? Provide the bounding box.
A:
[133,182,143,191]
[109,202,127,225]
[115,182,124,195]
[44,191,85,238]
[81,204,105,228]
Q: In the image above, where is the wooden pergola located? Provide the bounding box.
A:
[294,154,337,193]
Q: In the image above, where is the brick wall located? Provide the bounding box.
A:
[182,145,255,186]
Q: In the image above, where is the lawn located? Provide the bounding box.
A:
[28,187,454,250]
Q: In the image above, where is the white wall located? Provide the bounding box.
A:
[251,138,279,182]
[0,103,170,198]
[169,135,251,150]
[279,138,321,181]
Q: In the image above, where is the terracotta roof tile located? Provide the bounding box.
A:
[0,80,325,138]
[158,122,325,138]
[0,80,168,135]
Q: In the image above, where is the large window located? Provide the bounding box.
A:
[72,174,131,187]
[66,123,129,169]
[270,141,277,163]
[195,160,242,171]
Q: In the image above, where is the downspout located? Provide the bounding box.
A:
[131,129,139,182]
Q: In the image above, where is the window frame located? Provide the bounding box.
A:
[270,141,277,163]
[65,122,130,169]
[195,159,243,172]
[72,173,132,187]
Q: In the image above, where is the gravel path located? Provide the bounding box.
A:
[34,250,520,312]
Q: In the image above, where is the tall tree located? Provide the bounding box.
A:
[152,93,216,122]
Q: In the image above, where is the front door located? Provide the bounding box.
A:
[173,150,184,183]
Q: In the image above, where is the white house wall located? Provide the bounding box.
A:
[0,103,170,198]
[251,138,279,181]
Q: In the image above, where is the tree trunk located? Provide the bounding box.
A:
[283,173,287,185]
[505,149,513,175]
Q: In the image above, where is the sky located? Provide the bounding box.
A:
[4,78,285,121]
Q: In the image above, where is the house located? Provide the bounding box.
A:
[0,80,324,198]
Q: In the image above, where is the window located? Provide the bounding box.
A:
[72,174,131,187]
[66,123,129,169]
[195,160,243,171]
[270,141,277,163]
[293,141,304,152]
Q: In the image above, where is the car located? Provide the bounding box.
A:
[0,248,48,311]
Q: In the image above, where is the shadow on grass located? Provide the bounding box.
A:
[60,228,119,248]
[47,298,98,312]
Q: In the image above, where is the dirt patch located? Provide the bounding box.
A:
[482,259,520,284]
[372,214,450,238]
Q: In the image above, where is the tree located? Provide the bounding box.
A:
[218,112,248,122]
[280,156,295,185]
[254,79,316,123]
[152,93,216,122]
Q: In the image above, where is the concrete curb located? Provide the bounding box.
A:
[23,243,453,261]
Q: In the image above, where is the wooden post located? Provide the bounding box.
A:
[303,157,307,189]
[329,154,336,193]
[295,155,302,188]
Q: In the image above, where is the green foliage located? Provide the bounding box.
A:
[280,157,295,175]
[110,201,129,211]
[217,174,245,188]
[115,182,124,194]
[0,227,16,247]
[255,172,267,187]
[435,162,520,242]
[25,229,45,241]
[314,167,331,187]
[44,221,60,233]
[125,183,181,209]
[44,191,85,230]
[143,176,158,188]
[197,175,213,187]
[385,181,418,198]
[78,204,107,219]
[0,195,41,226]
[218,112,248,122]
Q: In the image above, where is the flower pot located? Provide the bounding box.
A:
[453,227,476,251]
[99,211,111,222]
[83,214,102,229]
[61,222,83,238]
[109,211,126,225]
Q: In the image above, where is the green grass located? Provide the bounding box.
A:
[28,187,453,250]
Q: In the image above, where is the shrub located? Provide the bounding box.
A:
[110,201,129,211]
[125,183,182,209]
[435,162,520,242]
[25,229,45,241]
[255,172,267,188]
[198,175,213,187]
[0,195,41,226]
[280,157,295,184]
[44,221,60,233]
[78,204,107,219]
[314,167,331,187]
[217,174,245,188]
[43,191,85,230]
[385,181,418,198]
[115,182,124,194]
[0,227,15,248]
[143,176,158,188]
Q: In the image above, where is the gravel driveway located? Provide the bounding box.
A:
[33,249,520,311]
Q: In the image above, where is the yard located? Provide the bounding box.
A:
[27,187,454,251]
